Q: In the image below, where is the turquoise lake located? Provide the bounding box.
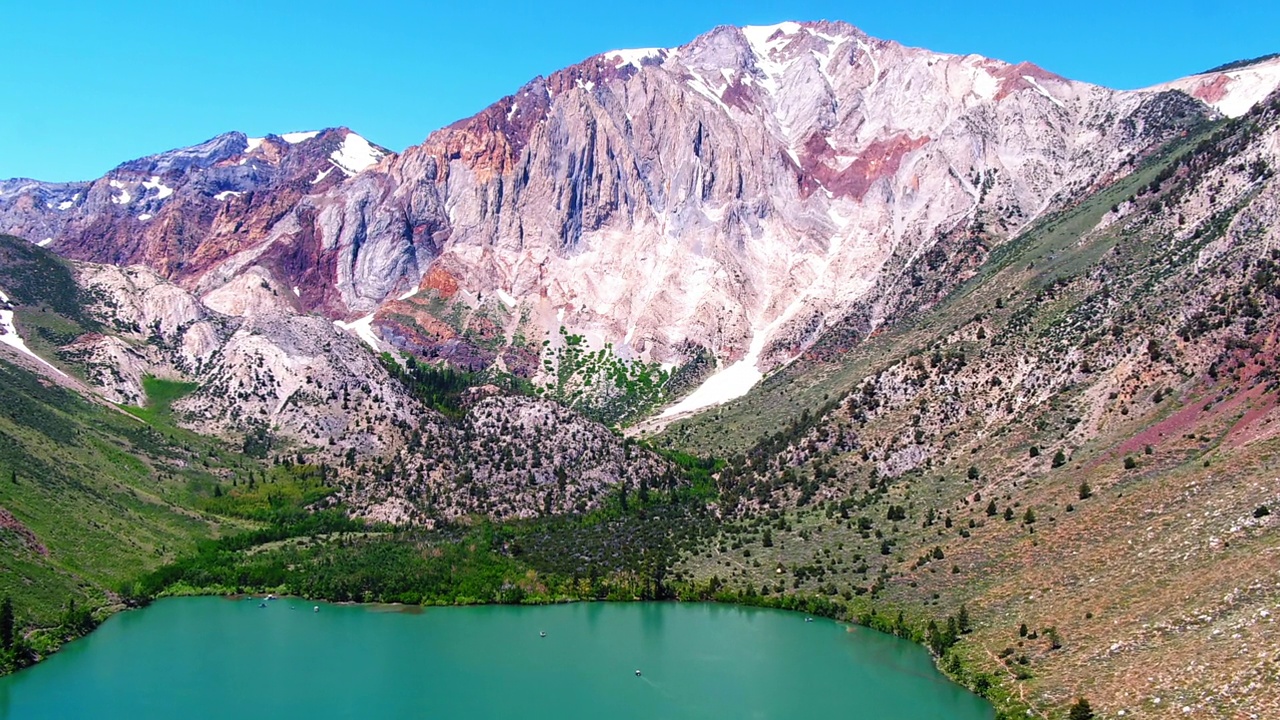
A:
[0,597,992,719]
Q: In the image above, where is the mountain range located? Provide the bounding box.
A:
[2,20,1279,719]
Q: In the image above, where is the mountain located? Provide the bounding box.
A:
[661,90,1280,717]
[2,19,1280,718]
[0,129,388,290]
[1145,55,1280,118]
[4,22,1252,426]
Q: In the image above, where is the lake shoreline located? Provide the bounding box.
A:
[4,589,1017,718]
[0,596,996,720]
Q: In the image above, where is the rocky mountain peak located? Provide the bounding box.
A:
[4,22,1278,421]
[1144,55,1280,118]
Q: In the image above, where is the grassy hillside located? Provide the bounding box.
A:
[0,356,261,669]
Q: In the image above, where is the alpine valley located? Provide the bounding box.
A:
[2,20,1279,719]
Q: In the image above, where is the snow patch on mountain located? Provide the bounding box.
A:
[244,137,264,153]
[329,133,385,176]
[495,288,517,308]
[0,290,66,376]
[214,190,243,201]
[1024,75,1066,109]
[741,21,802,50]
[108,180,131,205]
[660,296,807,418]
[1144,57,1280,118]
[141,176,173,200]
[741,23,802,95]
[281,131,320,144]
[334,313,382,350]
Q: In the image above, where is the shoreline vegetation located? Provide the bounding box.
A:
[1,488,1039,720]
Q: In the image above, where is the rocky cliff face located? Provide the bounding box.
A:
[4,23,1279,426]
[277,22,1218,402]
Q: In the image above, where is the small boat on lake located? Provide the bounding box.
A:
[540,631,547,637]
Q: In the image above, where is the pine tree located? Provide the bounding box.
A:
[1052,449,1067,468]
[1067,697,1094,720]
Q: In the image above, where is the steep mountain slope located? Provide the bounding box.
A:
[658,91,1280,718]
[3,22,1250,427]
[0,233,674,526]
[259,22,1212,398]
[0,353,252,643]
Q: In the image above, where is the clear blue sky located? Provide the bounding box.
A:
[2,0,1276,182]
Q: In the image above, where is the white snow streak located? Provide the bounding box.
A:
[686,72,733,114]
[1142,58,1280,118]
[334,314,382,351]
[1213,62,1280,117]
[740,22,801,50]
[659,297,806,418]
[36,238,52,247]
[397,287,419,301]
[244,137,264,153]
[311,168,333,185]
[856,38,881,93]
[1023,75,1065,109]
[56,199,74,210]
[494,288,517,308]
[741,23,800,96]
[138,214,152,222]
[214,190,243,201]
[0,290,66,376]
[971,67,998,101]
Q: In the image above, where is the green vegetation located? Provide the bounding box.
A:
[122,376,199,424]
[1067,697,1094,720]
[0,234,99,369]
[1202,53,1280,74]
[0,356,261,669]
[537,327,671,426]
[380,352,533,419]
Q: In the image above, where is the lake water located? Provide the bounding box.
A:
[0,597,992,719]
